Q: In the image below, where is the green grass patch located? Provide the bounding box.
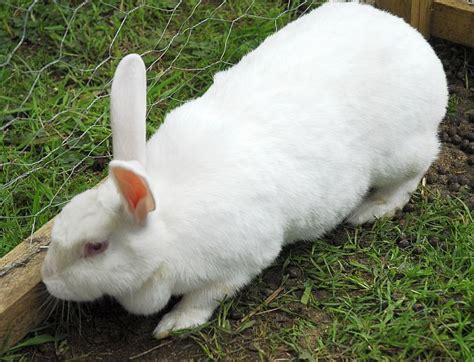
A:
[177,192,473,360]
[0,0,317,255]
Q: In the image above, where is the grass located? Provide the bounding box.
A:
[1,0,473,360]
[174,191,473,360]
[1,334,63,361]
[0,0,316,256]
[3,192,472,360]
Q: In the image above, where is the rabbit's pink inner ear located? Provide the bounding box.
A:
[111,167,155,224]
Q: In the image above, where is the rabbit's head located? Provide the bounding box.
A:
[42,55,159,302]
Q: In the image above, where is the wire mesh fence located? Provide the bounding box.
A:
[0,0,328,256]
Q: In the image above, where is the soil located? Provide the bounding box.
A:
[12,39,474,360]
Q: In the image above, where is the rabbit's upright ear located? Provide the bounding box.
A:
[111,54,147,165]
[109,160,155,225]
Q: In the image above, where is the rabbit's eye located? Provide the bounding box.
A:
[84,240,109,257]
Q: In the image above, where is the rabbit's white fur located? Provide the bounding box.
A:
[42,2,447,339]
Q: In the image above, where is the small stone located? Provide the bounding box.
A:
[465,132,474,142]
[412,303,424,312]
[429,237,441,247]
[441,132,450,142]
[466,109,474,123]
[460,139,470,151]
[403,203,415,213]
[412,246,423,255]
[398,239,410,248]
[398,238,410,248]
[451,135,462,145]
[458,175,469,186]
[467,157,474,166]
[449,182,460,192]
[92,157,107,172]
[437,166,447,175]
[448,84,456,94]
[287,266,301,279]
[465,143,474,154]
[456,71,465,81]
[448,175,459,185]
[447,127,457,137]
[274,312,291,323]
[229,309,243,320]
[426,174,437,184]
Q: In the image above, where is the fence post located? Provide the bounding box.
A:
[410,0,434,38]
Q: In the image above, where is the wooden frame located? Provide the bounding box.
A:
[431,0,474,47]
[375,0,474,47]
[0,221,52,350]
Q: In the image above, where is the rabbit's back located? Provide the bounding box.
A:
[208,3,446,130]
[147,3,447,251]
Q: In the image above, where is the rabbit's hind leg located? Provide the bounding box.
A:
[347,133,439,225]
[346,175,422,225]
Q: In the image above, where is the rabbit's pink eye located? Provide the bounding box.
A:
[84,240,109,257]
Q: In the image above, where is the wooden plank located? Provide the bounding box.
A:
[410,0,434,38]
[0,220,52,350]
[431,0,474,48]
[1,180,106,350]
[375,0,434,38]
[375,0,474,47]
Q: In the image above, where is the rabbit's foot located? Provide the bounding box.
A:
[347,175,421,225]
[153,307,212,339]
[346,197,400,225]
[153,278,246,339]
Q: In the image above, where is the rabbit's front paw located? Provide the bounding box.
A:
[153,308,211,339]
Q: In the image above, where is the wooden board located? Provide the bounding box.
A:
[431,0,474,48]
[1,179,107,350]
[375,0,474,47]
[0,220,52,350]
[375,0,434,37]
[410,0,434,38]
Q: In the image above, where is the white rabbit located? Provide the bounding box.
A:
[41,2,447,339]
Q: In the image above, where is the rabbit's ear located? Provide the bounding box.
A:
[111,54,147,165]
[109,160,155,224]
